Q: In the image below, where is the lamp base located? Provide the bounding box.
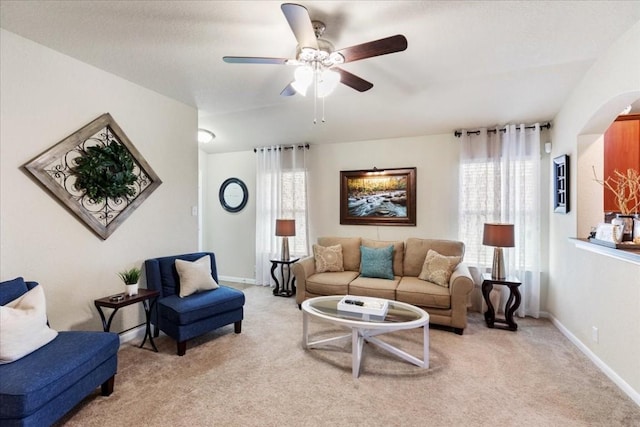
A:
[281,237,290,261]
[491,247,506,280]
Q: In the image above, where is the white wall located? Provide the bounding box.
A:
[0,30,199,332]
[548,21,640,400]
[203,150,256,282]
[307,135,460,242]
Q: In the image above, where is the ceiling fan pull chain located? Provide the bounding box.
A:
[313,64,318,124]
[322,94,326,123]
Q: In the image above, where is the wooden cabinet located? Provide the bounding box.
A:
[603,114,640,212]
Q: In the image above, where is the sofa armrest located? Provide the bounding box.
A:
[292,256,316,305]
[449,263,474,296]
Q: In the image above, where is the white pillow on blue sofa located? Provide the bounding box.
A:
[176,255,219,298]
[0,285,58,364]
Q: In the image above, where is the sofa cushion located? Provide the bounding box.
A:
[396,276,451,309]
[360,245,395,280]
[159,285,245,325]
[175,255,219,297]
[317,237,362,271]
[0,286,58,364]
[404,238,465,277]
[313,244,344,272]
[361,238,404,276]
[348,276,399,300]
[305,271,360,296]
[0,277,29,306]
[0,331,119,420]
[418,249,461,287]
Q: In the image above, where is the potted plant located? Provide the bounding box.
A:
[118,267,141,296]
[593,167,640,242]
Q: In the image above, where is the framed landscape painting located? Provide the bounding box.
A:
[340,167,416,226]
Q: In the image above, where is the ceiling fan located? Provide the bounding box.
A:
[223,3,408,97]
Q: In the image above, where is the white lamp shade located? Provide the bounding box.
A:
[317,69,340,98]
[292,65,313,96]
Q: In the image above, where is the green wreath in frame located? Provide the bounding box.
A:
[72,141,137,204]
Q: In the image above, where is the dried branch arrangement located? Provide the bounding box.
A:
[593,166,640,214]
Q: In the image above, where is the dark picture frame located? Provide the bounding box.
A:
[340,167,416,226]
[553,154,569,213]
[219,177,248,213]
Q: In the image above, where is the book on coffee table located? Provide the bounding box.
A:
[337,295,389,321]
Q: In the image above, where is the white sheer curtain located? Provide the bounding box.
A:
[255,145,310,287]
[458,124,541,318]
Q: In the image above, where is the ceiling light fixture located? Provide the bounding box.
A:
[197,129,215,144]
[285,21,344,124]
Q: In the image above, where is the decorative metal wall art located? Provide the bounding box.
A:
[24,113,162,239]
[340,167,417,226]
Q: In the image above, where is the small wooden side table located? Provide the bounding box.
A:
[270,258,300,297]
[481,273,521,331]
[94,288,160,351]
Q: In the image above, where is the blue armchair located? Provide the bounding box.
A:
[144,252,245,356]
[0,277,119,427]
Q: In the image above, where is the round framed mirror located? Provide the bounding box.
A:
[219,178,248,213]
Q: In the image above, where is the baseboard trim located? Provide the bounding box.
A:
[218,275,255,285]
[118,324,145,345]
[543,312,640,406]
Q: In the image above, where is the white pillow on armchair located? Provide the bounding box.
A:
[0,285,58,364]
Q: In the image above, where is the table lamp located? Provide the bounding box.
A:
[482,223,515,280]
[275,219,296,261]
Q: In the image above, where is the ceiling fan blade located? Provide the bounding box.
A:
[281,3,318,49]
[280,83,296,96]
[334,68,374,92]
[223,56,288,65]
[335,35,408,64]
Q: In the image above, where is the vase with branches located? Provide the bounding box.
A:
[592,167,640,215]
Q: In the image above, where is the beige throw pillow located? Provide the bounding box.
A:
[418,249,461,287]
[313,244,344,273]
[176,255,219,298]
[0,285,58,364]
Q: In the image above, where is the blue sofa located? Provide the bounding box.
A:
[0,277,119,427]
[144,252,245,356]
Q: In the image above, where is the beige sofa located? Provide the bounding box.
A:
[292,237,474,334]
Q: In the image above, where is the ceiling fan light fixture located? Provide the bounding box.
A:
[328,51,344,65]
[292,65,313,95]
[317,68,340,98]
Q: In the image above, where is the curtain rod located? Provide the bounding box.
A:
[253,143,310,153]
[454,122,551,138]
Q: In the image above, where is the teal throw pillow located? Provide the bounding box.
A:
[360,245,395,280]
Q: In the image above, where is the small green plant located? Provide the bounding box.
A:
[118,267,141,285]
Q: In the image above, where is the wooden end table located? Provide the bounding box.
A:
[270,258,299,297]
[94,288,160,351]
[481,273,521,331]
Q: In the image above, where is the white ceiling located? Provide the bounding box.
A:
[1,1,639,154]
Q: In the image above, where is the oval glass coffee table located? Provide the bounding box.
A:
[301,295,429,378]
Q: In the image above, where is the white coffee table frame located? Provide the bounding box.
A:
[301,296,429,378]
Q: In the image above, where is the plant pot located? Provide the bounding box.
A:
[125,283,139,296]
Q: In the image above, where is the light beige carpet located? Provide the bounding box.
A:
[57,284,640,426]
